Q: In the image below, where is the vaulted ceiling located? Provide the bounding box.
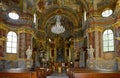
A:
[0,0,118,41]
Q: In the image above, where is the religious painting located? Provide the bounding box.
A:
[56,47,65,62]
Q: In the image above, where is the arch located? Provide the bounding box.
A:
[41,6,80,30]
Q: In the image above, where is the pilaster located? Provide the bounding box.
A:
[0,23,8,57]
[18,28,33,58]
[112,21,120,56]
[86,26,104,58]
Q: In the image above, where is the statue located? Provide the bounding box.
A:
[87,45,94,59]
[26,46,32,59]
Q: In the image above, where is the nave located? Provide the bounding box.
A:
[47,72,68,78]
[1,0,120,78]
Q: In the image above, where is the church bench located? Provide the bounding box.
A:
[72,71,120,78]
[66,68,90,78]
[36,67,53,78]
[0,68,37,78]
[46,67,53,75]
[67,68,120,78]
[36,68,46,78]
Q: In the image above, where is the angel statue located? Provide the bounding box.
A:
[26,46,32,59]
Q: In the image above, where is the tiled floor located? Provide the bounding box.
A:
[47,72,69,78]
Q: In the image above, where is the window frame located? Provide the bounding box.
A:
[102,29,114,52]
[6,31,17,53]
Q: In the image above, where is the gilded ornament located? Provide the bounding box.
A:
[0,37,7,41]
[112,22,120,28]
[42,8,79,29]
[18,28,34,35]
[17,27,37,39]
[86,26,104,33]
[74,37,84,42]
[74,28,82,32]
[0,23,8,31]
[115,37,120,40]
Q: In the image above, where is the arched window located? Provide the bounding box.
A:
[6,31,17,53]
[103,29,114,52]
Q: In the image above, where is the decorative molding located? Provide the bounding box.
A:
[116,0,120,7]
[17,27,39,41]
[0,57,5,60]
[74,37,84,42]
[20,14,33,21]
[112,22,120,28]
[38,29,45,33]
[0,37,7,41]
[74,27,82,32]
[5,54,17,60]
[18,27,34,35]
[86,26,104,33]
[0,23,8,31]
[115,37,120,40]
[42,8,79,29]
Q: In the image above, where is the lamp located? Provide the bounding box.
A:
[51,15,65,34]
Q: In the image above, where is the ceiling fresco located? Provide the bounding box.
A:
[0,0,118,40]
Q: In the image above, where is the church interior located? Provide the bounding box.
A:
[0,0,120,78]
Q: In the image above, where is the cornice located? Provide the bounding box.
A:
[38,29,46,33]
[115,37,120,40]
[0,37,7,41]
[86,26,104,33]
[74,27,82,32]
[17,27,35,37]
[74,37,84,42]
[0,23,8,31]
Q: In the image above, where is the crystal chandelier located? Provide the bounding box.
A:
[51,15,65,34]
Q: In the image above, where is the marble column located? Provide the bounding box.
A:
[112,22,120,57]
[86,26,104,58]
[18,29,33,59]
[0,23,8,57]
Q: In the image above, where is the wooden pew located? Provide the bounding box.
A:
[66,68,88,78]
[73,71,120,78]
[36,67,53,78]
[67,68,120,78]
[36,68,46,78]
[46,67,53,75]
[0,68,37,78]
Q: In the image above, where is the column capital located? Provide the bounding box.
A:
[86,26,104,33]
[17,27,37,38]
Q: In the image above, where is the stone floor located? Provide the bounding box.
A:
[47,72,68,78]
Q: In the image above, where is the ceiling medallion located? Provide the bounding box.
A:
[51,15,65,34]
